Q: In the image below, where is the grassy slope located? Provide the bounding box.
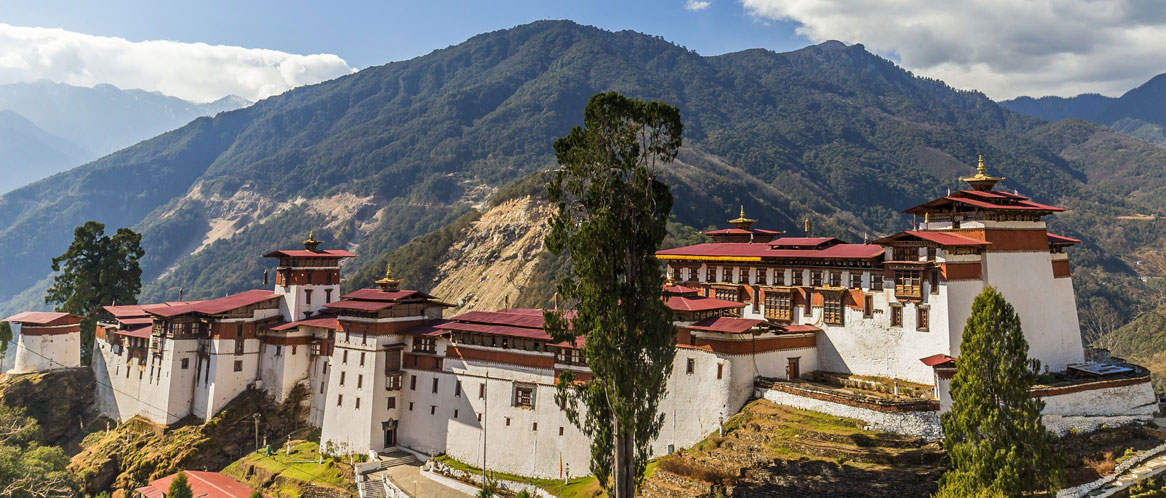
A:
[222,439,356,497]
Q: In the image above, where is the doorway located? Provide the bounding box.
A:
[787,357,800,380]
[384,428,396,448]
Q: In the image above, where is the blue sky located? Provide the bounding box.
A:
[5,0,809,69]
[3,0,1165,101]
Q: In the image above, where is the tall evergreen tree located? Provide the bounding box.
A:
[167,470,193,498]
[45,221,144,363]
[543,91,682,498]
[938,286,1062,497]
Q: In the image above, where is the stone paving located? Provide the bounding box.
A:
[382,462,474,498]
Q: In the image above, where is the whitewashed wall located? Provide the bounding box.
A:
[11,331,80,373]
[757,386,943,439]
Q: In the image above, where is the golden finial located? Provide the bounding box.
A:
[804,218,811,237]
[960,155,1005,191]
[924,212,930,224]
[728,205,758,227]
[375,260,401,291]
[303,230,321,251]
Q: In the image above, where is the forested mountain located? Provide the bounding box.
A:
[0,110,90,193]
[0,81,250,194]
[0,21,1163,332]
[1002,74,1166,145]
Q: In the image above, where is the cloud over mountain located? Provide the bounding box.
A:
[742,0,1166,99]
[0,24,355,102]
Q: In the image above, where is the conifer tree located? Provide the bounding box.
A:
[167,470,193,498]
[937,286,1062,497]
[45,221,143,363]
[543,91,682,498]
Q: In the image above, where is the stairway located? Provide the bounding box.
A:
[358,478,388,498]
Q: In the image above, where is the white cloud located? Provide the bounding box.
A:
[0,24,355,102]
[741,0,1166,99]
[685,0,712,11]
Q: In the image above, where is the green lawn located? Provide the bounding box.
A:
[433,454,661,498]
[223,440,355,497]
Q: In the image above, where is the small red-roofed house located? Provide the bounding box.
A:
[135,470,265,498]
[1,312,82,373]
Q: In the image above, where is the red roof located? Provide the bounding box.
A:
[662,284,701,295]
[438,321,552,340]
[324,300,395,312]
[270,314,340,331]
[105,302,202,319]
[920,353,957,367]
[781,324,822,333]
[665,295,745,312]
[118,317,154,326]
[875,230,991,247]
[2,312,78,325]
[768,237,841,248]
[136,471,264,498]
[687,316,763,334]
[115,324,152,339]
[148,290,279,318]
[657,242,883,260]
[399,320,450,336]
[451,310,547,329]
[1047,233,1081,246]
[338,289,425,301]
[905,191,1064,215]
[262,249,355,258]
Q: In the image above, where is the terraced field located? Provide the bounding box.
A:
[640,400,945,497]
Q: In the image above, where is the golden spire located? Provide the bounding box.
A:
[804,218,811,237]
[728,205,758,227]
[924,212,930,224]
[960,155,1005,191]
[303,230,321,251]
[375,261,401,291]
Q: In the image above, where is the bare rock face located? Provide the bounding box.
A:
[0,367,96,448]
[430,195,553,314]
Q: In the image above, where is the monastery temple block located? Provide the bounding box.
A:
[3,157,1157,479]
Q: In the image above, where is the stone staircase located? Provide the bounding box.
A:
[358,478,388,498]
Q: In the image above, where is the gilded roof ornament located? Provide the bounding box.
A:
[375,261,401,291]
[303,230,321,251]
[960,155,1005,191]
[728,205,758,226]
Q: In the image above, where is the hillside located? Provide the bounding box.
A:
[1002,73,1166,145]
[0,21,1164,331]
[0,110,90,194]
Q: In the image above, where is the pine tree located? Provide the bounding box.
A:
[167,470,193,498]
[543,91,682,498]
[44,221,143,364]
[938,286,1062,497]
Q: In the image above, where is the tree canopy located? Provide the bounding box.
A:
[0,403,73,497]
[167,471,193,498]
[938,286,1062,497]
[45,221,143,363]
[544,91,682,497]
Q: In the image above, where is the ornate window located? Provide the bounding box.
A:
[890,305,903,327]
[894,270,922,300]
[764,289,792,321]
[755,268,767,286]
[811,271,823,287]
[829,271,842,287]
[850,272,863,289]
[513,383,535,408]
[893,247,917,261]
[917,307,930,331]
[721,267,732,283]
[714,287,739,302]
[774,269,786,286]
[863,294,874,318]
[792,270,804,286]
[823,291,844,325]
[738,267,749,284]
[871,273,884,291]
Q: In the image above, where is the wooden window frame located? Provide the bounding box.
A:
[822,290,845,325]
[917,306,930,331]
[890,304,903,327]
[513,383,535,409]
[763,289,793,322]
[686,358,695,375]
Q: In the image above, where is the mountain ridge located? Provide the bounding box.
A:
[0,20,1162,330]
[1002,73,1166,145]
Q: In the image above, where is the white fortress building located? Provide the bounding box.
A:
[1,312,82,374]
[1,157,1141,480]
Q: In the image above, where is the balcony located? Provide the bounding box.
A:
[894,284,922,301]
[385,371,403,391]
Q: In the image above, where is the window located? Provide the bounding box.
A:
[926,247,937,261]
[360,352,365,366]
[477,413,482,422]
[716,364,723,380]
[357,374,363,389]
[893,247,916,261]
[917,307,930,331]
[851,272,863,289]
[532,422,538,431]
[236,323,244,338]
[871,273,884,291]
[559,427,565,436]
[755,268,767,286]
[823,291,844,325]
[738,267,748,284]
[714,287,738,301]
[408,402,413,411]
[181,358,189,369]
[890,305,903,327]
[410,375,416,391]
[430,405,436,415]
[792,270,804,286]
[342,350,348,364]
[275,345,282,357]
[774,269,786,286]
[505,417,511,427]
[233,360,243,372]
[454,409,459,418]
[721,267,731,282]
[387,397,396,409]
[414,336,437,354]
[325,289,333,303]
[811,271,823,287]
[455,381,462,397]
[513,384,535,408]
[686,358,695,375]
[863,295,874,319]
[356,398,361,409]
[326,271,334,285]
[764,289,792,321]
[320,382,325,394]
[292,345,297,355]
[930,268,940,295]
[305,289,312,305]
[894,270,922,300]
[337,394,343,407]
[479,383,485,399]
[432,377,439,394]
[829,271,842,287]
